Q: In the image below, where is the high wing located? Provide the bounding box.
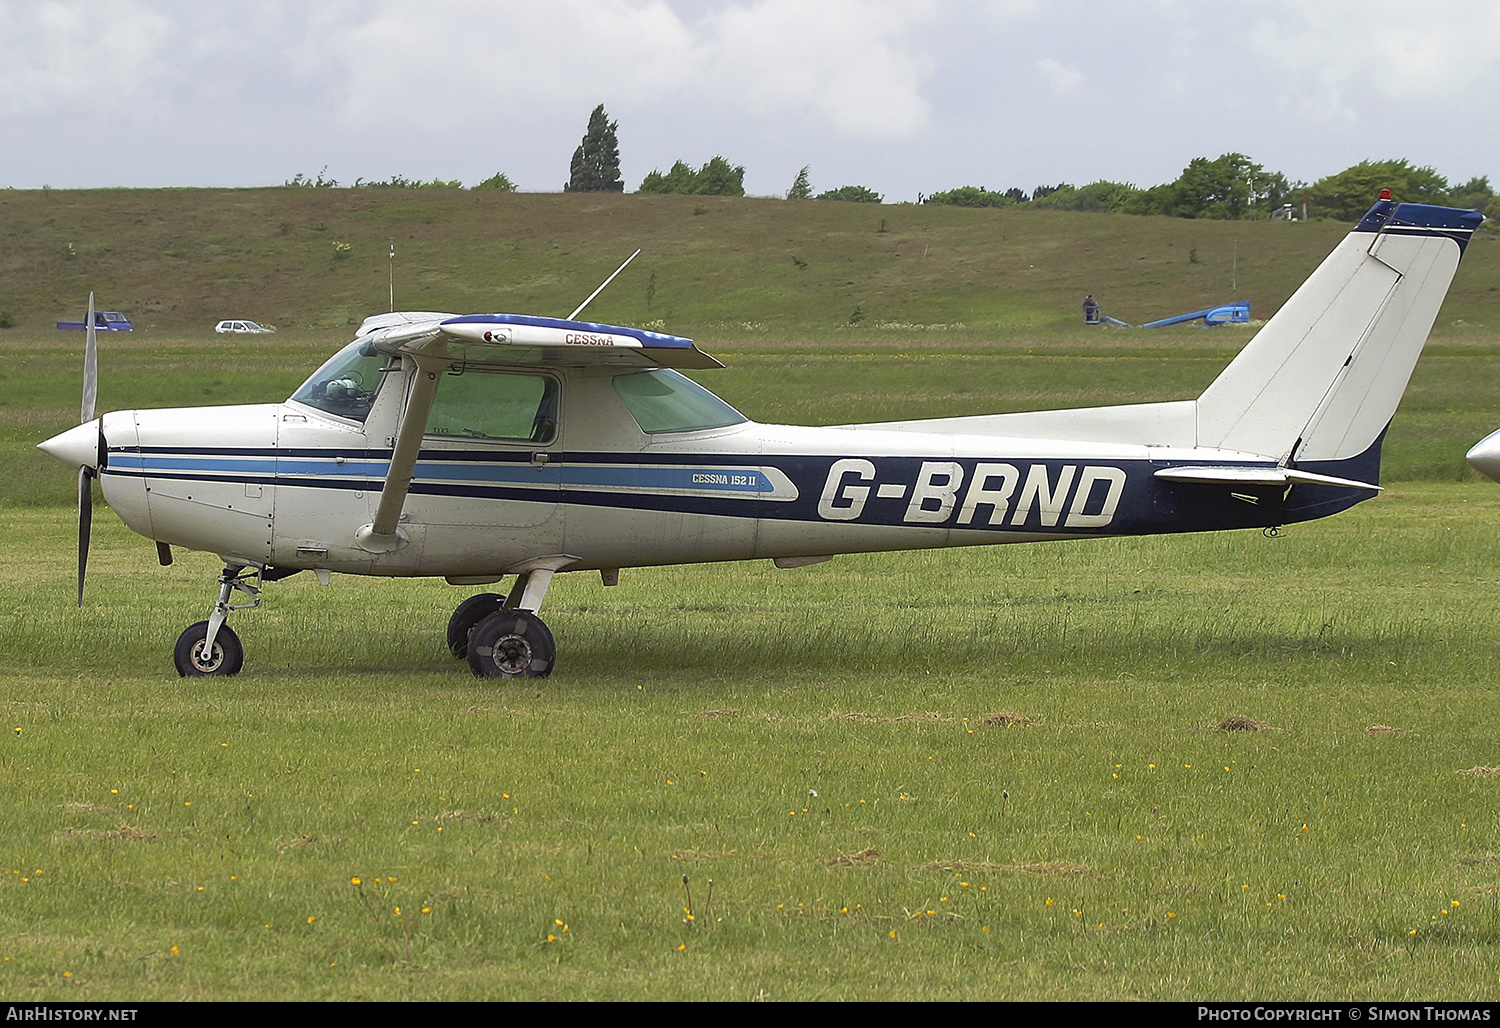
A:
[358,312,723,369]
[354,312,723,551]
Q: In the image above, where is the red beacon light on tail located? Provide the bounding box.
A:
[1380,188,1393,200]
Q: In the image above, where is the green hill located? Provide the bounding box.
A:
[4,188,1496,340]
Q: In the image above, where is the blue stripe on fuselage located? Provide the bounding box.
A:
[104,445,1382,536]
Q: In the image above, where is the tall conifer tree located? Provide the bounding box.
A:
[565,104,623,193]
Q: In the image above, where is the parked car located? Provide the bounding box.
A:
[57,311,132,331]
[215,320,275,334]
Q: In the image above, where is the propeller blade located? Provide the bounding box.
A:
[77,467,93,607]
[82,292,98,424]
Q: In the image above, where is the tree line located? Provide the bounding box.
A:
[292,104,1496,221]
[924,155,1496,222]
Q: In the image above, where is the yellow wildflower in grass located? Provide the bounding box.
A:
[351,877,361,885]
[307,916,316,924]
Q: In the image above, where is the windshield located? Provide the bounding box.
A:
[289,339,393,422]
[613,369,747,434]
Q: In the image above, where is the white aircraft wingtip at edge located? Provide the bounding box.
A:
[1467,430,1500,484]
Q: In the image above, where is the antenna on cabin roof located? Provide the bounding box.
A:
[388,239,395,312]
[568,249,642,321]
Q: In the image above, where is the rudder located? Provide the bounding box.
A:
[1195,200,1481,465]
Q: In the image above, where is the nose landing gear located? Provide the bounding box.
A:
[173,564,265,677]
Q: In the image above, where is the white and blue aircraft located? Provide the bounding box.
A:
[38,196,1483,679]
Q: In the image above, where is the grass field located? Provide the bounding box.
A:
[2,193,1500,1000]
[4,488,1500,1001]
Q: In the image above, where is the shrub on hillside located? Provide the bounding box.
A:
[474,172,519,191]
[638,156,746,196]
[816,185,882,203]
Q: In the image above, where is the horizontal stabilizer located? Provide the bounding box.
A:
[1154,466,1381,491]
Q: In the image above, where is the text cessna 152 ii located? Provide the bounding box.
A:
[38,196,1482,679]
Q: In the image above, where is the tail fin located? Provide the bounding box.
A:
[1197,200,1481,464]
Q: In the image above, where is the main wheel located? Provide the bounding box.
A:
[446,592,506,658]
[174,620,244,677]
[467,610,556,679]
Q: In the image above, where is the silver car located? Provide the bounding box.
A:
[215,320,275,334]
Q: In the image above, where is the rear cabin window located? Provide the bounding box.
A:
[613,370,747,434]
[426,370,558,443]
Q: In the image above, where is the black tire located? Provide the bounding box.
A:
[467,610,556,679]
[174,620,244,677]
[446,592,506,658]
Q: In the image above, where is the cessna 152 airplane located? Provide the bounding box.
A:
[38,196,1482,679]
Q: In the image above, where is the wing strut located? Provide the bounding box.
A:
[355,352,448,553]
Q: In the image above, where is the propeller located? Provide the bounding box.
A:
[76,293,99,606]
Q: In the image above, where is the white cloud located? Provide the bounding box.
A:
[1248,0,1500,121]
[296,0,937,141]
[696,0,936,139]
[1035,57,1083,96]
[0,0,177,118]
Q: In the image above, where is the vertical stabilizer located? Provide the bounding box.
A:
[1195,201,1480,464]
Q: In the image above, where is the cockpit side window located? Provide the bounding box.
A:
[425,369,558,444]
[289,339,393,422]
[613,369,747,434]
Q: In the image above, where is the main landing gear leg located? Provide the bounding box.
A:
[174,564,263,677]
[463,569,557,679]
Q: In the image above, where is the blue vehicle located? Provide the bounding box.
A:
[1138,302,1250,329]
[57,311,132,331]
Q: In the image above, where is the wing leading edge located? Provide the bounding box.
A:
[357,312,723,370]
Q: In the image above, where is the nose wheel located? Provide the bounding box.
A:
[174,564,265,677]
[174,620,244,677]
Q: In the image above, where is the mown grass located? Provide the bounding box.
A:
[3,485,1500,1000]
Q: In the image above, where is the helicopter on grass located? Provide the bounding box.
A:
[38,196,1482,679]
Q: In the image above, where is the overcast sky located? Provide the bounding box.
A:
[3,0,1497,201]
